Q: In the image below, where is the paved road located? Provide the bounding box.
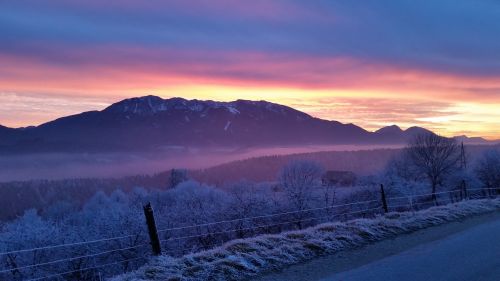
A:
[328,213,500,281]
[257,212,500,281]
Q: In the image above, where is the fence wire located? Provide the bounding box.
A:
[1,187,497,281]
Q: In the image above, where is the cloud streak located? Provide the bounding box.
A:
[0,0,499,138]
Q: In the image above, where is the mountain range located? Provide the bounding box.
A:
[0,95,493,153]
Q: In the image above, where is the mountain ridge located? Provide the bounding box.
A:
[0,96,493,153]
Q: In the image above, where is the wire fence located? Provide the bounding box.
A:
[0,186,498,281]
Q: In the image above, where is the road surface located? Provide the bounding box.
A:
[257,211,500,281]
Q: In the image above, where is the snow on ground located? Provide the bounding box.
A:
[111,198,500,281]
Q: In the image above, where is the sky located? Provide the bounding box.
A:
[0,0,499,139]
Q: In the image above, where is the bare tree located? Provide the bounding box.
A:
[320,183,337,211]
[475,149,500,196]
[405,133,461,204]
[279,160,324,228]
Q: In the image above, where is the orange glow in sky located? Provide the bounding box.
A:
[2,73,499,139]
[1,1,499,139]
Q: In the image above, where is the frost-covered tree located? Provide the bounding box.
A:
[404,133,461,204]
[166,181,230,251]
[169,169,188,188]
[444,169,481,201]
[278,160,324,228]
[76,190,148,277]
[226,181,275,238]
[475,149,500,195]
[381,155,431,209]
[384,154,422,183]
[320,182,337,211]
[0,210,63,280]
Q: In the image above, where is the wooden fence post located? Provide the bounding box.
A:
[143,202,162,256]
[380,184,388,213]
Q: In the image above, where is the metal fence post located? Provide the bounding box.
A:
[143,202,162,256]
[380,184,389,213]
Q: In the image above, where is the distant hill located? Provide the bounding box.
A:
[191,148,401,185]
[0,96,494,153]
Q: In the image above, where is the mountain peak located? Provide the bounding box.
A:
[104,96,242,115]
[453,135,489,144]
[375,125,403,134]
[404,126,432,135]
[103,96,316,118]
[105,95,168,114]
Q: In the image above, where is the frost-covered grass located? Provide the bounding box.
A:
[111,198,500,281]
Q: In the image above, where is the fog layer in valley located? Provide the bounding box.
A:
[0,144,402,182]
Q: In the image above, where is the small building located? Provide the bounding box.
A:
[322,170,357,187]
